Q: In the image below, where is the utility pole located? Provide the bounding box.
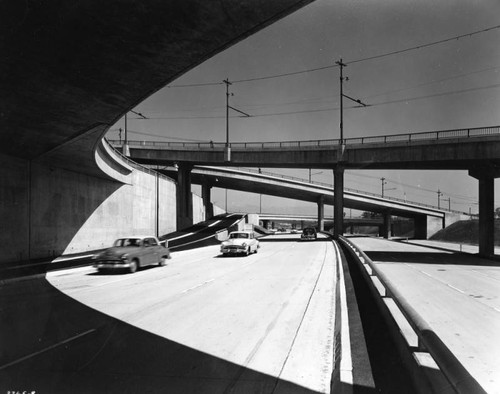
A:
[381,177,395,198]
[222,79,250,162]
[124,113,128,145]
[336,59,346,144]
[437,189,443,209]
[223,79,232,148]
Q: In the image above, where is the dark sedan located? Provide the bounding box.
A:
[93,236,171,273]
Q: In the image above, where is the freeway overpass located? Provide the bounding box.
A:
[1,2,498,393]
[157,164,455,238]
[113,126,500,255]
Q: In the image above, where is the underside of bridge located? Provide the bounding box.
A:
[0,0,316,267]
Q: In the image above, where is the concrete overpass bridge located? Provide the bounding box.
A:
[1,2,498,392]
[255,213,409,235]
[154,164,454,239]
[112,125,500,255]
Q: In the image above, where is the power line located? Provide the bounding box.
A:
[348,24,500,65]
[362,65,500,100]
[165,24,500,88]
[346,172,479,202]
[368,83,500,108]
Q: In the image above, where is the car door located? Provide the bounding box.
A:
[148,237,161,264]
[141,238,154,266]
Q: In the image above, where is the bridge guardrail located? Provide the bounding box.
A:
[339,236,487,394]
[208,166,469,215]
[108,125,499,151]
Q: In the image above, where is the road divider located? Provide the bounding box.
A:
[339,236,486,394]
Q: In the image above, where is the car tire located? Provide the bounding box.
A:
[159,256,167,266]
[129,259,138,273]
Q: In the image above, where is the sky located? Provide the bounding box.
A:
[108,0,500,217]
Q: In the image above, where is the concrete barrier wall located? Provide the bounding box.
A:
[0,148,179,265]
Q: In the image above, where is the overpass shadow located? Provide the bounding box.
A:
[259,237,331,243]
[362,250,498,267]
[0,278,319,394]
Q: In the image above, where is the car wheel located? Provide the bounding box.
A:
[129,259,138,273]
[159,256,167,266]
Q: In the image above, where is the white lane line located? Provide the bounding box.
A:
[333,241,353,387]
[447,284,466,294]
[0,329,96,371]
[181,279,215,294]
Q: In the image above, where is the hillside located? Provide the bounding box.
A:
[430,219,500,246]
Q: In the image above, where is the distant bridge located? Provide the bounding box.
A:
[157,165,453,239]
[109,125,500,255]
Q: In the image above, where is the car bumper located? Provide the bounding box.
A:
[94,261,131,270]
[221,248,246,255]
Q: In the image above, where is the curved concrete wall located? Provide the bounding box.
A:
[0,142,184,266]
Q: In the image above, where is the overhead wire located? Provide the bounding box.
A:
[165,24,500,88]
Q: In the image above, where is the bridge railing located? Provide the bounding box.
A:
[340,237,487,394]
[222,167,469,215]
[107,125,499,151]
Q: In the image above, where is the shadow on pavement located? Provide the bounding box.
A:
[0,278,319,394]
[364,250,499,266]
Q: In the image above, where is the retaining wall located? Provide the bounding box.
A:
[0,143,182,266]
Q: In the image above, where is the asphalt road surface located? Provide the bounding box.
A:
[1,233,336,393]
[348,236,500,394]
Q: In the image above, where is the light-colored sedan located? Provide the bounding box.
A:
[93,236,171,273]
[220,231,259,256]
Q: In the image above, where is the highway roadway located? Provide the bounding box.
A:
[1,233,337,393]
[347,236,500,394]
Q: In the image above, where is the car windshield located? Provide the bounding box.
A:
[114,238,142,247]
[229,233,249,239]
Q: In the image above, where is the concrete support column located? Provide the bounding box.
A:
[202,184,213,220]
[317,195,325,231]
[478,176,495,256]
[382,212,392,239]
[470,167,498,257]
[176,164,193,230]
[333,166,344,239]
